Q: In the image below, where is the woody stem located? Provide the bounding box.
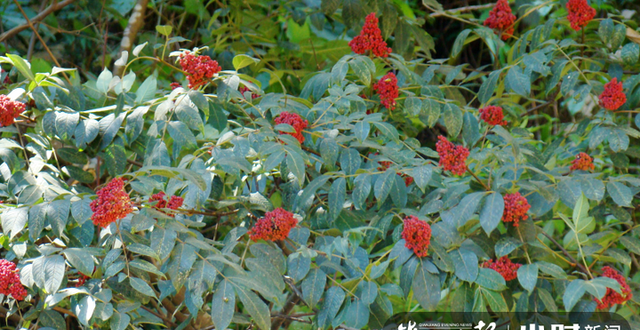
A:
[466,167,490,191]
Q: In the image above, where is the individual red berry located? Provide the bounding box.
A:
[436,136,469,176]
[274,111,309,143]
[349,13,392,57]
[566,0,596,31]
[401,216,432,258]
[373,72,399,111]
[502,192,530,227]
[178,51,221,89]
[0,95,26,127]
[484,0,517,41]
[599,78,626,110]
[482,256,522,281]
[479,105,508,126]
[570,152,595,171]
[249,208,298,242]
[90,178,133,228]
[0,259,27,301]
[595,266,632,310]
[170,82,181,90]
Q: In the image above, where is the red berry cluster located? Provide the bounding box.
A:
[479,105,508,126]
[599,78,626,111]
[373,72,399,110]
[482,256,522,281]
[484,0,517,41]
[149,191,184,217]
[170,82,181,90]
[239,86,259,99]
[90,178,133,228]
[595,266,632,310]
[178,51,221,89]
[401,215,432,258]
[0,95,26,127]
[436,136,469,176]
[502,192,530,227]
[249,208,298,242]
[275,111,309,143]
[75,273,90,288]
[0,259,27,301]
[570,152,595,171]
[349,13,392,58]
[566,0,596,31]
[377,160,414,187]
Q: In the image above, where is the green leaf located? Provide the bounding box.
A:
[64,248,95,276]
[211,280,235,330]
[135,75,157,103]
[40,310,66,330]
[451,29,472,58]
[449,248,478,282]
[372,121,400,142]
[130,276,156,297]
[352,174,372,210]
[317,286,345,328]
[412,259,440,310]
[620,236,640,255]
[232,54,259,70]
[412,165,432,192]
[235,285,271,330]
[58,148,88,164]
[287,253,311,282]
[150,227,177,260]
[357,281,378,305]
[607,181,633,207]
[285,148,306,185]
[45,255,65,294]
[374,170,395,206]
[47,199,70,237]
[340,148,361,176]
[328,178,346,221]
[495,237,522,257]
[622,43,640,65]
[393,20,410,55]
[538,288,558,312]
[110,311,131,330]
[420,98,441,127]
[507,66,530,96]
[611,24,626,51]
[480,192,504,235]
[302,268,326,307]
[354,121,370,143]
[156,25,173,36]
[454,192,483,227]
[168,121,197,148]
[598,19,614,46]
[572,193,589,228]
[7,53,34,81]
[2,207,28,239]
[481,288,508,312]
[96,68,113,94]
[442,103,463,137]
[517,264,538,293]
[76,296,96,326]
[537,261,568,279]
[55,112,80,140]
[208,101,227,132]
[563,279,586,311]
[99,113,125,150]
[344,299,369,328]
[475,268,507,291]
[404,96,422,117]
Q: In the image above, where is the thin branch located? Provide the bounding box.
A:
[429,3,494,17]
[540,231,590,277]
[0,0,77,42]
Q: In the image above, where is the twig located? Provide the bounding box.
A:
[0,0,76,42]
[540,231,590,277]
[466,167,490,191]
[11,0,72,85]
[27,0,49,61]
[429,3,495,17]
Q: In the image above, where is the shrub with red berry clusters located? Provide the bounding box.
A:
[0,259,27,301]
[401,216,431,258]
[178,51,221,89]
[595,266,632,310]
[484,0,516,41]
[479,105,507,126]
[502,192,530,227]
[90,178,133,228]
[436,136,469,176]
[249,208,298,242]
[570,152,595,171]
[0,95,25,127]
[482,256,522,281]
[566,0,596,31]
[274,111,308,143]
[373,72,399,111]
[349,13,392,58]
[599,78,626,110]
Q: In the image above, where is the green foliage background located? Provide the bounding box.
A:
[1,0,640,329]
